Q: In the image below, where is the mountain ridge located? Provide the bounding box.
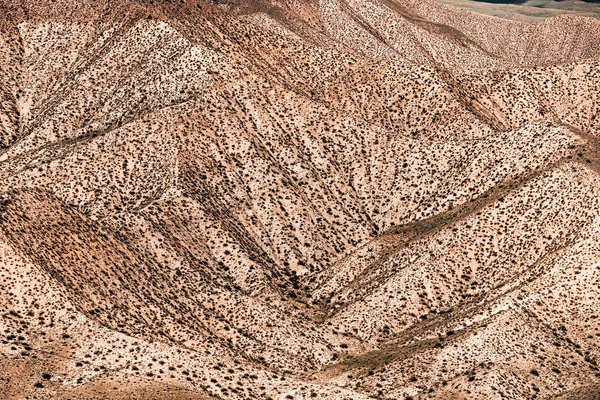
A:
[1,0,600,398]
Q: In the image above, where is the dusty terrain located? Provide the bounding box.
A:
[432,0,600,22]
[1,0,600,399]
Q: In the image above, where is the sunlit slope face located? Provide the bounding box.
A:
[1,0,600,399]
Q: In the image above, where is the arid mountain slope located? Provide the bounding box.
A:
[0,0,599,399]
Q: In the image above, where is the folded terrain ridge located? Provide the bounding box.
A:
[0,0,600,399]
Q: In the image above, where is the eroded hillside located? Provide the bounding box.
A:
[0,0,599,399]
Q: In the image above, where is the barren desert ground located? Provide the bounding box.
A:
[1,0,600,399]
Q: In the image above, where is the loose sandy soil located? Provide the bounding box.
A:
[1,0,600,399]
